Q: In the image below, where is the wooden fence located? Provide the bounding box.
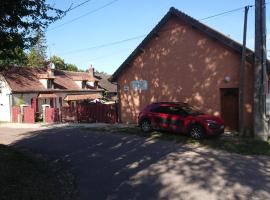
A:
[44,103,118,123]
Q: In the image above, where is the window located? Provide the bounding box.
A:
[151,106,170,114]
[152,106,187,116]
[59,97,62,107]
[47,79,54,89]
[168,106,188,116]
[82,81,87,89]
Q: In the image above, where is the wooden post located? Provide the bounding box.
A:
[239,6,250,136]
[254,0,268,140]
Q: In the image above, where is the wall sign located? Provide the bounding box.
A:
[131,80,148,91]
[123,85,129,91]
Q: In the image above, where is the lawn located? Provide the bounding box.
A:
[0,144,77,200]
[84,125,270,156]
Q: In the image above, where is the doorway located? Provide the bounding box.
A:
[220,88,239,131]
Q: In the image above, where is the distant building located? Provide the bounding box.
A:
[96,72,117,101]
[0,65,103,122]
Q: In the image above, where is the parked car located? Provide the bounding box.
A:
[138,102,224,139]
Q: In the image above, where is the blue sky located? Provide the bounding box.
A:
[46,0,270,74]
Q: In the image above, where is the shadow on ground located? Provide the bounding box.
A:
[12,127,270,200]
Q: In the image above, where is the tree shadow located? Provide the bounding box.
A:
[11,127,270,200]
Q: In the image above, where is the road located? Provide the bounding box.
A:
[0,125,269,200]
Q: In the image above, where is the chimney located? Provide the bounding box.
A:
[88,64,95,77]
[47,62,55,77]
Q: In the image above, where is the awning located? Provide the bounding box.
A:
[64,93,102,101]
[38,93,57,98]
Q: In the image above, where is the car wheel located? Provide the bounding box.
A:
[140,120,152,133]
[189,124,205,139]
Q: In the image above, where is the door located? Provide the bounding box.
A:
[220,88,239,131]
[151,106,171,130]
[168,107,186,133]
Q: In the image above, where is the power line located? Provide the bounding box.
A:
[60,5,250,55]
[200,6,249,21]
[61,34,147,55]
[48,0,120,31]
[66,0,93,13]
[87,47,133,61]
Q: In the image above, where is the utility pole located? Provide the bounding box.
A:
[254,0,268,141]
[239,6,250,136]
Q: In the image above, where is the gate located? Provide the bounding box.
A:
[45,108,60,123]
[61,106,78,122]
[23,107,35,123]
[12,106,20,123]
[61,103,118,123]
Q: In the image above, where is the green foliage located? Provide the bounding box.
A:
[66,64,79,72]
[15,94,25,106]
[50,55,65,70]
[50,55,80,71]
[0,47,27,66]
[0,0,65,63]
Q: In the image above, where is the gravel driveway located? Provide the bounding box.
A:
[0,124,269,200]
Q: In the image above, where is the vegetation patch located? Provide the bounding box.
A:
[0,144,78,200]
[84,125,270,156]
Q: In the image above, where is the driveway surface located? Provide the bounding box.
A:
[0,125,270,200]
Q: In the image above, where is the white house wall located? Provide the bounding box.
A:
[39,79,47,88]
[0,78,12,122]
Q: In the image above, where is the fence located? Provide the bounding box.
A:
[45,108,60,123]
[61,104,118,123]
[12,103,118,124]
[12,106,35,123]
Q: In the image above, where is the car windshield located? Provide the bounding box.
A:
[182,106,204,116]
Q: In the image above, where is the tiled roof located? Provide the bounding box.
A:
[0,66,101,92]
[95,72,117,93]
[0,67,47,92]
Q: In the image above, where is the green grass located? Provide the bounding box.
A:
[84,126,270,156]
[0,144,77,200]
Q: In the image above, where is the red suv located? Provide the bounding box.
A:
[138,102,224,139]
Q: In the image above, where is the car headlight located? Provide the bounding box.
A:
[206,120,219,129]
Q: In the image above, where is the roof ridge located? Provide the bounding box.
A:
[110,7,260,82]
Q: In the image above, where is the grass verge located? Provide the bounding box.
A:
[0,144,77,200]
[84,126,270,156]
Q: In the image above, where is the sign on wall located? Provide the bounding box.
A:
[123,85,129,91]
[131,80,148,91]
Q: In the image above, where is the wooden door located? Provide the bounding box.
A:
[220,88,239,131]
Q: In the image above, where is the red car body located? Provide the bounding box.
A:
[138,102,224,137]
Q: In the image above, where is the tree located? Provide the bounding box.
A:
[27,30,47,67]
[50,55,80,71]
[66,63,79,72]
[0,47,27,66]
[50,55,65,70]
[0,0,64,63]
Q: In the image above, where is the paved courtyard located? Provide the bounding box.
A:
[0,124,269,200]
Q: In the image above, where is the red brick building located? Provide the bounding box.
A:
[111,7,262,132]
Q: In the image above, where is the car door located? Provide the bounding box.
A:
[168,107,187,133]
[151,105,171,130]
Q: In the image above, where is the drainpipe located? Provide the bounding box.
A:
[8,93,12,122]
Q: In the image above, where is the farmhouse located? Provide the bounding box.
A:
[111,7,269,132]
[0,65,103,122]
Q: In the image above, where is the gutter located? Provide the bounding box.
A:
[11,89,105,94]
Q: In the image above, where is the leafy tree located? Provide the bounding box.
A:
[27,30,47,67]
[0,0,64,63]
[0,47,27,66]
[50,55,65,70]
[49,55,80,71]
[66,63,79,72]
